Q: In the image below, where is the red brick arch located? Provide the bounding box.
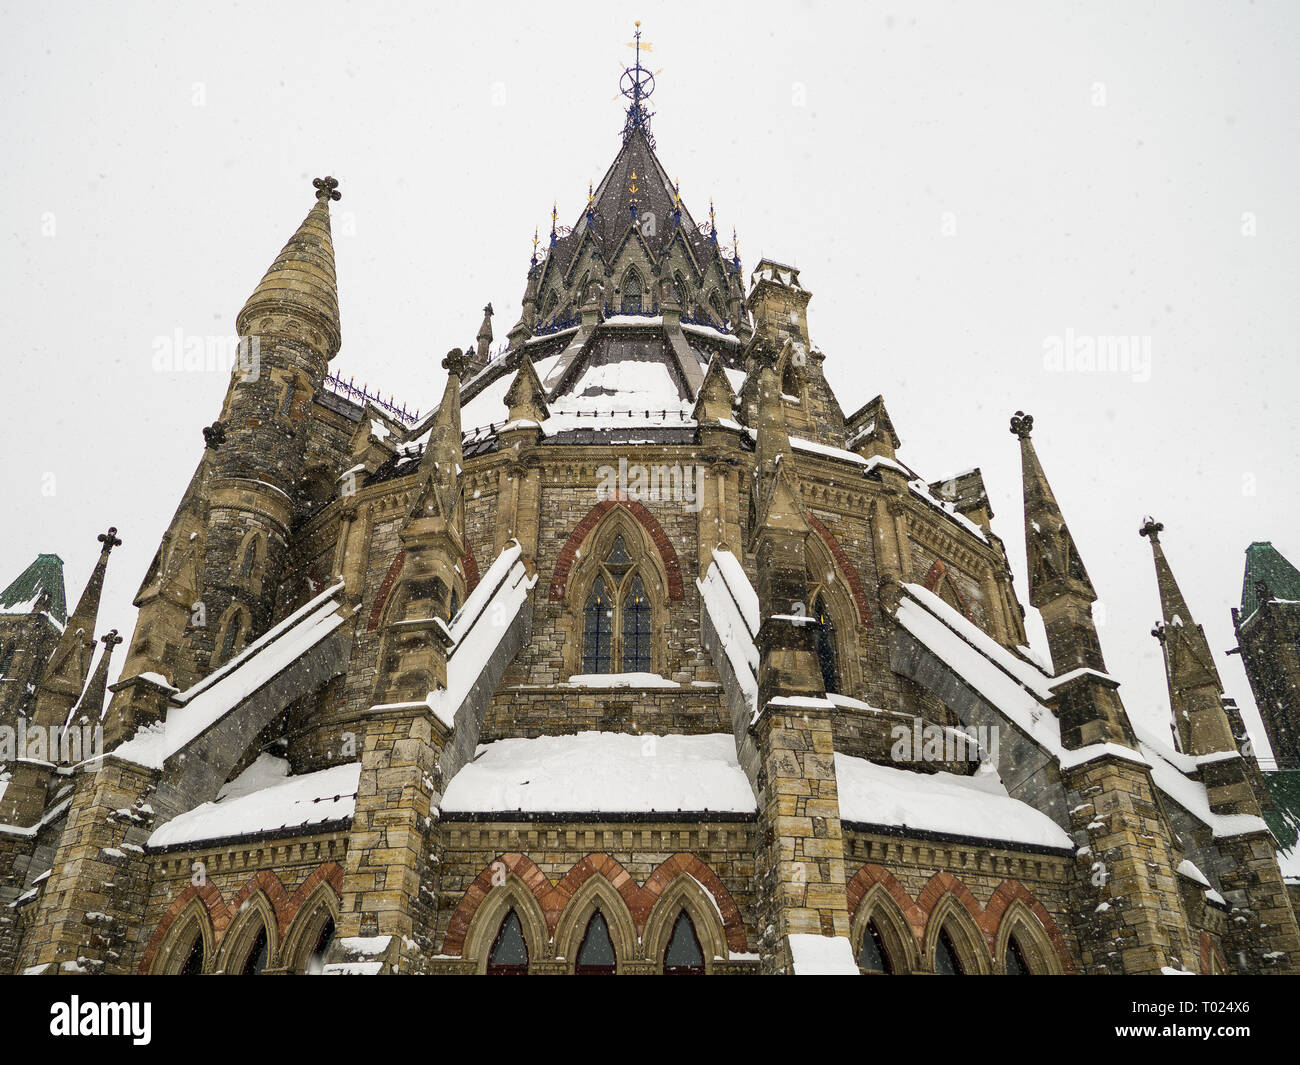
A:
[139,861,343,973]
[548,498,684,601]
[846,864,1074,973]
[806,513,873,627]
[923,559,973,621]
[846,863,926,942]
[443,851,746,956]
[366,541,482,632]
[981,878,1075,972]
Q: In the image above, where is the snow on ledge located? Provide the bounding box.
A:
[560,673,679,689]
[440,732,756,816]
[787,934,858,975]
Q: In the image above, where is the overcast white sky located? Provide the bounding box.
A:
[2,1,1297,757]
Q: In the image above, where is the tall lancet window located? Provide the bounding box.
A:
[621,270,642,314]
[486,910,529,975]
[813,593,840,694]
[582,535,656,675]
[583,576,613,674]
[622,575,651,672]
[575,911,617,975]
[663,911,705,975]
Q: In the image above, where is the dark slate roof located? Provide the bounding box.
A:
[0,553,68,624]
[1241,541,1300,620]
[1263,770,1300,854]
[544,127,717,277]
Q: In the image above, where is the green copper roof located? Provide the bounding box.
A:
[0,553,68,624]
[1241,541,1300,621]
[1263,770,1300,854]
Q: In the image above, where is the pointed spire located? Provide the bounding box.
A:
[238,177,342,356]
[1010,411,1095,609]
[475,302,494,364]
[692,354,737,425]
[413,350,466,523]
[504,351,550,424]
[71,629,122,725]
[1009,416,1137,748]
[31,526,120,722]
[1141,518,1238,756]
[750,342,807,540]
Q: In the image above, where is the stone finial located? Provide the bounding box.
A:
[203,421,226,450]
[313,175,342,203]
[483,303,493,318]
[97,526,122,554]
[1151,623,1167,642]
[1139,516,1164,541]
[101,629,123,649]
[1009,410,1034,439]
[442,348,468,376]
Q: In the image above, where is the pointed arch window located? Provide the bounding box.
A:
[663,911,705,974]
[237,532,263,580]
[1005,933,1030,975]
[708,289,725,325]
[813,592,840,694]
[935,926,965,975]
[583,576,613,674]
[179,932,205,975]
[621,271,643,314]
[782,360,801,399]
[672,272,687,307]
[238,927,269,976]
[448,588,460,623]
[306,918,335,975]
[486,910,529,975]
[858,918,894,974]
[575,910,617,975]
[217,607,249,665]
[582,535,656,675]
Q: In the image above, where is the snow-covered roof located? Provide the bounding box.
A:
[112,583,348,770]
[375,541,536,729]
[147,756,360,849]
[835,754,1075,852]
[440,731,756,816]
[696,550,758,720]
[896,583,1269,840]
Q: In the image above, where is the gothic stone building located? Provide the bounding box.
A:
[1,58,1298,977]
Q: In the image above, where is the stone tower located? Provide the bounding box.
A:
[1232,541,1300,769]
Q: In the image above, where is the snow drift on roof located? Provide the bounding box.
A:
[440,731,755,816]
[147,759,361,849]
[113,584,347,769]
[835,754,1074,851]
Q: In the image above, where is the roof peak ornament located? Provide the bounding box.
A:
[312,175,341,203]
[1139,516,1164,541]
[620,21,657,147]
[1009,410,1034,439]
